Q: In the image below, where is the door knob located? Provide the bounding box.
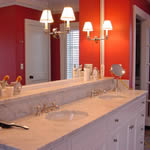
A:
[29,75,34,79]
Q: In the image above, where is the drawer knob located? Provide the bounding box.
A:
[141,114,145,117]
[115,119,119,122]
[141,128,144,131]
[129,125,134,130]
[142,101,145,104]
[140,141,143,144]
[113,139,117,142]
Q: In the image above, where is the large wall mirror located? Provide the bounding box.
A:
[0,0,79,86]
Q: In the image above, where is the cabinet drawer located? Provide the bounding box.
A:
[136,108,146,128]
[135,135,144,150]
[105,95,146,133]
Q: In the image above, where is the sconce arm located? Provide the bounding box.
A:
[87,35,108,43]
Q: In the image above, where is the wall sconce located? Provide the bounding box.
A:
[40,9,54,30]
[40,7,75,38]
[83,20,112,43]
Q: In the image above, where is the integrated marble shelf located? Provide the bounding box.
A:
[0,90,147,150]
[0,78,114,121]
[0,78,113,103]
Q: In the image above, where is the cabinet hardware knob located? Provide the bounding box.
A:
[140,141,143,144]
[142,101,145,104]
[113,139,117,142]
[141,128,144,131]
[115,119,119,122]
[129,125,134,130]
[141,114,144,117]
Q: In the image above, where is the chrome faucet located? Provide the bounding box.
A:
[35,102,59,116]
[91,88,110,97]
[91,89,105,97]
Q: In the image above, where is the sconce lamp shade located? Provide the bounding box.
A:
[83,22,93,38]
[40,9,54,23]
[61,7,75,28]
[83,22,93,32]
[103,20,112,30]
[40,9,54,30]
[61,7,75,21]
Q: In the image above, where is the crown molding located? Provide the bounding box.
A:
[0,0,48,10]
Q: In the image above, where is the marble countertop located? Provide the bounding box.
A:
[0,90,147,150]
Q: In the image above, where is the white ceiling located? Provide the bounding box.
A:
[0,0,79,12]
[48,0,79,13]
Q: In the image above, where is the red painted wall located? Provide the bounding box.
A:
[0,6,17,83]
[79,0,100,70]
[80,0,150,84]
[15,5,41,85]
[104,0,131,79]
[0,5,41,84]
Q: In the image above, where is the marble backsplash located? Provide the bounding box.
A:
[0,78,114,121]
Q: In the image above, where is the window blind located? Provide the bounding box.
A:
[67,30,79,79]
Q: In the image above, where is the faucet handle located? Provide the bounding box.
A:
[91,89,97,97]
[35,105,42,116]
[51,102,59,109]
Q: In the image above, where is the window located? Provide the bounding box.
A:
[67,30,79,79]
[60,22,79,80]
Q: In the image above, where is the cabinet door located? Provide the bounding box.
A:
[51,141,69,150]
[106,131,119,150]
[118,126,128,150]
[127,118,137,150]
[135,109,145,150]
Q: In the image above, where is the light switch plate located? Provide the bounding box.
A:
[20,64,24,70]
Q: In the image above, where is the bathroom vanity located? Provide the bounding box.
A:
[0,78,147,150]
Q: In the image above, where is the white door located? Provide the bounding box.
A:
[25,19,50,85]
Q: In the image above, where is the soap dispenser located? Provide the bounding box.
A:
[93,67,99,80]
[0,75,9,89]
[84,67,90,81]
[72,64,77,79]
[10,76,22,95]
[78,64,83,78]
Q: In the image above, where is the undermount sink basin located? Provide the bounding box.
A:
[46,110,88,121]
[99,94,126,100]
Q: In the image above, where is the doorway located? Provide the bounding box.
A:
[133,6,150,126]
[25,19,50,85]
[135,18,141,90]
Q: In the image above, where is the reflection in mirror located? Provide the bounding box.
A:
[0,0,79,86]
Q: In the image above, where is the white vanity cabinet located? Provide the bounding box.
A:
[50,140,70,150]
[51,95,146,150]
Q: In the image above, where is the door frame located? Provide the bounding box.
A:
[132,5,150,89]
[25,19,51,84]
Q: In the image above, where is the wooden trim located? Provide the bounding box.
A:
[100,0,105,78]
[132,5,150,89]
